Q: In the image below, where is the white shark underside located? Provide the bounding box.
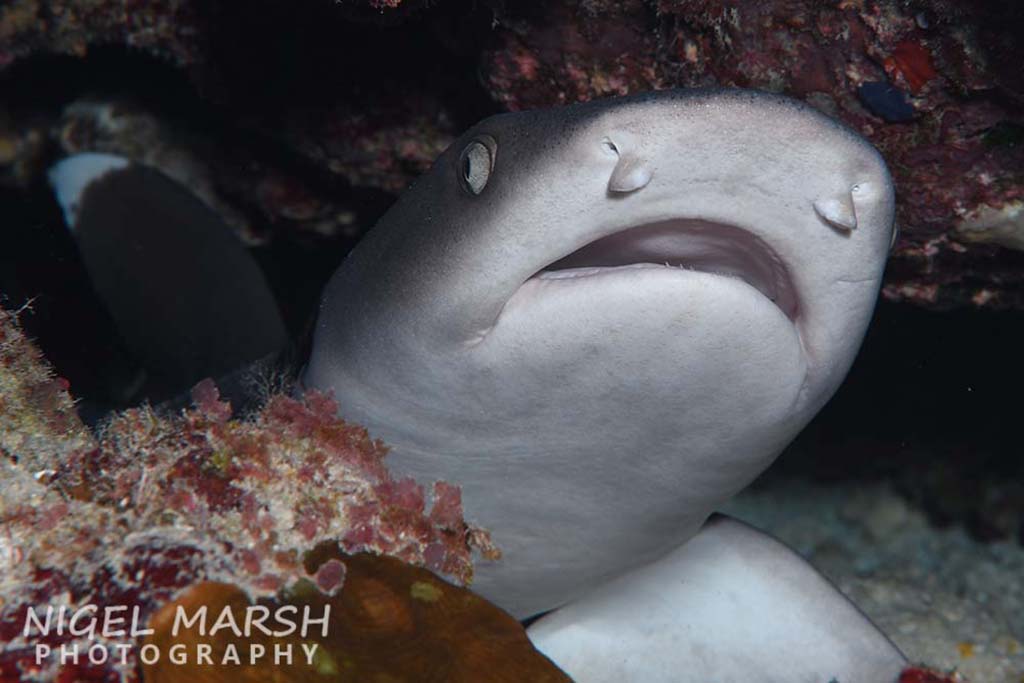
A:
[528,515,906,682]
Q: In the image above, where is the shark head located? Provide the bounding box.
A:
[305,88,895,617]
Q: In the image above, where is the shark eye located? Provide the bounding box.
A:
[459,136,495,195]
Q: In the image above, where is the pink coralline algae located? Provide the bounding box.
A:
[0,308,497,683]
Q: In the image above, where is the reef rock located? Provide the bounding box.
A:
[3,0,1022,308]
[480,0,1024,309]
[0,307,513,683]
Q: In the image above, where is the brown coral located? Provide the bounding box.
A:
[143,553,571,683]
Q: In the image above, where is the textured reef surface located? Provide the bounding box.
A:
[3,0,1023,308]
[481,0,1024,309]
[0,307,531,682]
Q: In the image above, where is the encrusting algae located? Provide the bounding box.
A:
[0,306,542,683]
[143,552,571,683]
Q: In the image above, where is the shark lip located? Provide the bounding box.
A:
[532,218,800,322]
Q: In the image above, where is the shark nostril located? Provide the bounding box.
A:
[601,135,652,193]
[813,192,858,232]
[608,153,652,194]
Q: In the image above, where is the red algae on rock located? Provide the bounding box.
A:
[899,665,967,683]
[481,0,1024,309]
[0,307,497,683]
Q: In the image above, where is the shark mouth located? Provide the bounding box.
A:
[533,219,800,322]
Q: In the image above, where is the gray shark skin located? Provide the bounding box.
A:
[306,88,896,621]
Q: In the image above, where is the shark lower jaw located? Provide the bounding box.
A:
[525,218,800,323]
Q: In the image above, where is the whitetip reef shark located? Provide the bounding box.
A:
[50,88,905,682]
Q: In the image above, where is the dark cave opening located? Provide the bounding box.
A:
[0,17,500,409]
[773,300,1024,543]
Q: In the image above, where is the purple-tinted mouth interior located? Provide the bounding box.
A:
[535,219,799,322]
